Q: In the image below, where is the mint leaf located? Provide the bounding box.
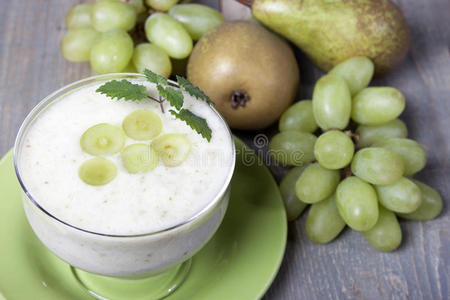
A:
[176,76,214,106]
[170,109,212,142]
[157,85,184,110]
[144,69,168,85]
[96,80,148,101]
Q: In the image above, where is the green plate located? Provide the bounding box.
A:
[0,138,287,300]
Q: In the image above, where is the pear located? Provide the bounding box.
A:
[243,0,410,76]
[187,21,299,130]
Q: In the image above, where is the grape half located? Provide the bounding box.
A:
[152,133,191,167]
[295,163,340,204]
[362,206,402,252]
[91,0,137,32]
[278,100,318,133]
[90,29,134,74]
[375,177,422,213]
[122,110,163,140]
[314,130,354,169]
[336,176,379,231]
[79,157,117,186]
[279,165,309,221]
[329,56,374,96]
[121,143,159,173]
[306,194,346,244]
[351,147,404,185]
[269,131,317,166]
[80,123,126,155]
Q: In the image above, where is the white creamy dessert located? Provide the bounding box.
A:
[15,74,235,277]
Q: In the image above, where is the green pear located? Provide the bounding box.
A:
[246,0,410,76]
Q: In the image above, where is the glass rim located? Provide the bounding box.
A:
[13,73,236,238]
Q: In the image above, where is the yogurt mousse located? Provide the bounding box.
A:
[15,74,235,276]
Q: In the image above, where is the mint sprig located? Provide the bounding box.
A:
[96,70,213,142]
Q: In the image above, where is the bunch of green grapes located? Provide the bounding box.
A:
[271,57,443,252]
[61,0,224,77]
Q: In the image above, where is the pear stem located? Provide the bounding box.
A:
[235,0,253,8]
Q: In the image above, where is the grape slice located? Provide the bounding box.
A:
[305,194,346,244]
[121,143,159,174]
[362,206,402,252]
[373,138,427,176]
[397,180,443,221]
[65,3,94,29]
[278,100,318,133]
[375,177,422,213]
[61,28,100,62]
[80,123,126,155]
[79,157,117,186]
[91,0,137,32]
[351,87,405,125]
[122,110,162,140]
[314,130,354,170]
[152,133,191,167]
[295,163,340,204]
[351,147,404,185]
[329,56,374,96]
[336,176,379,231]
[279,165,309,221]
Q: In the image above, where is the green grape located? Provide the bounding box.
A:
[352,87,405,125]
[356,119,408,148]
[65,2,94,29]
[279,165,309,221]
[124,0,146,14]
[305,194,346,244]
[397,180,443,221]
[362,206,402,252]
[312,74,351,130]
[329,56,374,96]
[144,13,193,59]
[90,29,134,74]
[278,100,318,133]
[91,0,137,32]
[80,123,126,155]
[314,130,354,169]
[121,143,159,173]
[122,110,162,140]
[168,4,225,41]
[61,28,100,62]
[375,177,422,213]
[122,61,138,73]
[152,133,191,167]
[79,157,117,186]
[336,176,379,231]
[269,131,317,166]
[351,147,404,185]
[132,43,172,78]
[295,163,340,204]
[373,138,427,176]
[145,0,179,11]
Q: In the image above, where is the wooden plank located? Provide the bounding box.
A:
[0,0,448,299]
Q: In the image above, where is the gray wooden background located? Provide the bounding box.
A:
[0,0,449,299]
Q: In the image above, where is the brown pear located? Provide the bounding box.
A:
[187,21,299,130]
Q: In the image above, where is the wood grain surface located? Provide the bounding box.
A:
[0,0,448,299]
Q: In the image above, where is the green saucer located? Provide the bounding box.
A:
[0,138,287,300]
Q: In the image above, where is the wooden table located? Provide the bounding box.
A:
[0,0,448,299]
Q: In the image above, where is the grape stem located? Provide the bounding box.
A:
[344,166,353,178]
